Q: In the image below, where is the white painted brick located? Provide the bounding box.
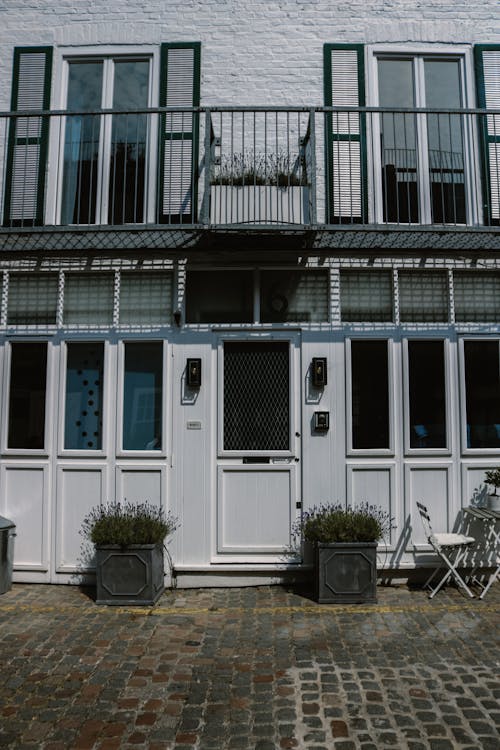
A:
[0,0,498,111]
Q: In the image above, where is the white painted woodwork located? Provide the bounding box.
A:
[1,464,48,570]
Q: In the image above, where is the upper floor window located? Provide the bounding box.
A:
[377,54,467,225]
[61,56,151,225]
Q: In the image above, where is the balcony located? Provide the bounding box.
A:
[0,106,498,251]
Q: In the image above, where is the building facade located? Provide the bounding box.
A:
[0,0,499,586]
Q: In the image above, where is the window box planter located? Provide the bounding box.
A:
[314,541,378,604]
[95,543,165,606]
[210,185,309,225]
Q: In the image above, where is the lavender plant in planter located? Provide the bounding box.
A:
[298,503,394,604]
[485,469,500,511]
[82,501,178,606]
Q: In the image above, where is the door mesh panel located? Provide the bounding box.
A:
[224,341,290,451]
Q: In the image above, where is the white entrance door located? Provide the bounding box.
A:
[216,333,301,561]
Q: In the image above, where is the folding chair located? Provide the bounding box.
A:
[416,502,475,599]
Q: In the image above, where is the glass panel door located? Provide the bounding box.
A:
[377,54,466,224]
[62,57,150,225]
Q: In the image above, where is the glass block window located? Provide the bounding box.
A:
[224,341,289,451]
[63,273,114,325]
[454,272,500,322]
[120,272,173,325]
[8,343,47,449]
[64,342,104,450]
[340,271,393,322]
[186,270,253,323]
[7,273,58,325]
[399,271,449,322]
[260,271,329,322]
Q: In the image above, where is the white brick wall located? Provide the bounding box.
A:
[0,0,499,109]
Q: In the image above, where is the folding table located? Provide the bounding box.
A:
[464,506,500,599]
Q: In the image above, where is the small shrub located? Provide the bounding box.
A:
[485,469,500,495]
[81,501,178,547]
[212,149,306,187]
[296,502,394,544]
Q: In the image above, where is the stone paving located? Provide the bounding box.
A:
[0,582,499,750]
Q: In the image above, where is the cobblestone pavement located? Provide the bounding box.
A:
[0,582,499,750]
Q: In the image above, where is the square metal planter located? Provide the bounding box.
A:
[95,543,165,606]
[314,542,378,604]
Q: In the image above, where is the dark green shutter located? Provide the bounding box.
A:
[474,45,500,226]
[158,42,201,223]
[323,44,367,224]
[4,46,52,227]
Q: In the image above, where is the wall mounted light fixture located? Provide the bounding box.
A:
[186,358,202,388]
[311,357,327,388]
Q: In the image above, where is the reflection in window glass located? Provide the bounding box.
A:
[8,343,47,449]
[260,271,329,322]
[65,343,104,450]
[8,273,58,325]
[123,343,162,450]
[399,271,448,322]
[408,341,446,448]
[351,340,389,449]
[186,271,253,323]
[464,340,500,449]
[340,271,393,322]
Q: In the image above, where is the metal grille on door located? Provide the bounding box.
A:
[223,341,290,451]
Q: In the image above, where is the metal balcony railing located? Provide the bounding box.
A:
[0,106,498,229]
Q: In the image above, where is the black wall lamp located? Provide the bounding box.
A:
[311,357,327,388]
[186,358,202,388]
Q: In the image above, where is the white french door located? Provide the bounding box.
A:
[215,333,301,560]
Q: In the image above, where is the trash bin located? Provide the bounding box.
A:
[0,516,16,594]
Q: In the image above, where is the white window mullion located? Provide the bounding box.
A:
[415,57,432,224]
[97,58,114,225]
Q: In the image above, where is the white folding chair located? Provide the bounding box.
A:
[416,502,476,599]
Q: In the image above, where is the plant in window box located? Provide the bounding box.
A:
[294,503,394,604]
[210,150,309,225]
[81,501,178,606]
[484,469,500,511]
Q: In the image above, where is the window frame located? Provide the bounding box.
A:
[116,338,169,458]
[57,338,110,457]
[402,336,452,456]
[366,43,480,226]
[459,336,500,455]
[345,336,395,456]
[47,45,160,226]
[2,339,53,456]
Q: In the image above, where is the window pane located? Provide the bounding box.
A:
[464,340,500,449]
[399,271,448,322]
[64,273,114,325]
[8,343,47,449]
[408,340,446,448]
[119,272,173,325]
[340,270,393,322]
[109,60,149,224]
[123,343,162,450]
[260,271,329,322]
[186,271,253,323]
[378,58,418,223]
[7,273,58,325]
[454,272,500,322]
[62,61,103,224]
[64,343,104,450]
[351,340,389,449]
[425,60,465,223]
